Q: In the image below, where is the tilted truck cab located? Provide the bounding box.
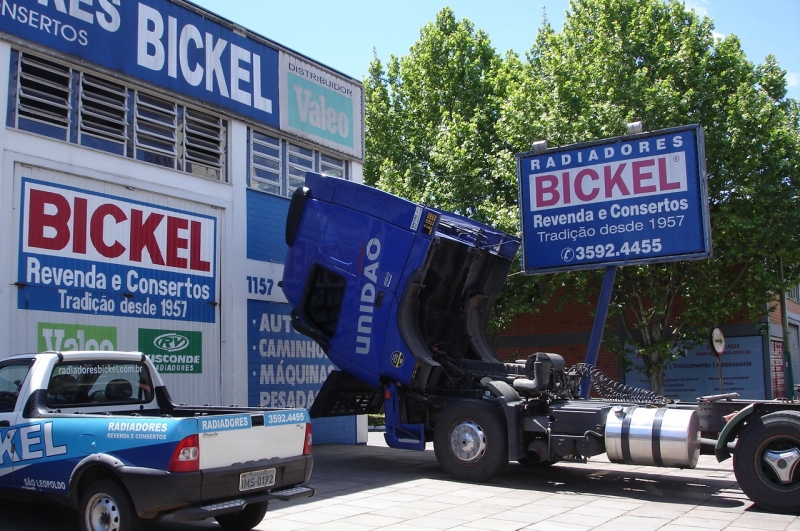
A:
[283,172,800,514]
[283,172,519,395]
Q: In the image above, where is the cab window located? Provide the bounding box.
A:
[302,265,346,338]
[47,362,154,407]
[0,361,32,413]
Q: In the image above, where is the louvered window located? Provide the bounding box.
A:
[320,153,345,178]
[134,92,178,169]
[16,53,72,140]
[182,108,226,180]
[79,73,128,155]
[287,143,314,193]
[248,129,349,197]
[251,131,281,194]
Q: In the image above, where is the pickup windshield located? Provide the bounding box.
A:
[47,361,154,407]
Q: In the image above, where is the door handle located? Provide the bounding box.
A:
[0,420,10,428]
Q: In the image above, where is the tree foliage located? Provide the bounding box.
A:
[364,0,800,394]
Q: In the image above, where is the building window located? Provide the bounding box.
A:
[78,73,128,156]
[249,128,348,197]
[250,131,282,194]
[9,51,228,182]
[287,142,315,194]
[14,53,72,141]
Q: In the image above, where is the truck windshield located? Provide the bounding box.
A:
[47,362,154,407]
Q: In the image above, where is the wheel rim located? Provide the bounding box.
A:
[756,435,800,490]
[85,492,121,531]
[448,420,487,464]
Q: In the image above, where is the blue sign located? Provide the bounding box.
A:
[625,336,766,401]
[1,0,279,127]
[517,125,710,273]
[18,178,217,322]
[246,300,336,409]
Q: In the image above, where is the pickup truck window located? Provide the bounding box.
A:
[0,362,31,412]
[302,265,346,338]
[47,362,154,407]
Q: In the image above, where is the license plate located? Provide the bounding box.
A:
[239,468,276,491]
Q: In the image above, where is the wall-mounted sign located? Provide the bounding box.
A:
[280,53,363,159]
[517,125,710,273]
[625,336,765,400]
[247,300,335,409]
[139,329,202,373]
[18,178,217,322]
[2,0,279,126]
[38,322,117,352]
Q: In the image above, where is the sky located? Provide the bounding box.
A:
[190,0,799,101]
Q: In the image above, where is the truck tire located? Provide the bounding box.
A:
[79,478,143,531]
[434,399,508,482]
[214,501,268,531]
[733,410,800,513]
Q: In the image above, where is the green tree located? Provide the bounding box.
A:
[499,0,800,393]
[364,0,800,395]
[363,7,520,229]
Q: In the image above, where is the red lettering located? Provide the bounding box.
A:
[574,168,599,202]
[130,210,165,265]
[561,172,571,205]
[603,163,629,198]
[72,197,87,254]
[658,157,680,191]
[167,216,188,269]
[190,221,211,272]
[90,204,127,258]
[535,175,559,207]
[632,159,657,194]
[27,190,70,250]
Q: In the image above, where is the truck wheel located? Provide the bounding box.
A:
[214,501,268,531]
[79,478,143,531]
[733,411,800,514]
[434,400,508,482]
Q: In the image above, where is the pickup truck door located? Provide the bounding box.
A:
[0,359,34,488]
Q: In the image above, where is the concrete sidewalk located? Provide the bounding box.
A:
[181,431,799,531]
[4,431,799,531]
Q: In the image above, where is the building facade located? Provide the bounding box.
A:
[0,0,365,442]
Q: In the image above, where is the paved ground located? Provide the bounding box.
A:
[4,431,800,531]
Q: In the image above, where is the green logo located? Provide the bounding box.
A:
[288,73,354,148]
[38,323,117,352]
[138,329,202,374]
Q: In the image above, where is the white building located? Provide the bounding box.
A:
[0,0,365,443]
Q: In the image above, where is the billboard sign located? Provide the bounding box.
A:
[1,0,280,127]
[517,125,710,273]
[18,178,217,322]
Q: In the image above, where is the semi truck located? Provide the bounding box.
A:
[281,171,800,514]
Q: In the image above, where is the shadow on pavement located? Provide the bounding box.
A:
[0,441,754,531]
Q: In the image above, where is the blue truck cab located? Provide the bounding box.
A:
[282,172,520,450]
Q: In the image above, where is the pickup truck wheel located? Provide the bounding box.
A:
[79,479,143,531]
[214,501,268,531]
[434,400,508,482]
[733,411,800,514]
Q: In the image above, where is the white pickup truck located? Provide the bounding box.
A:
[0,351,314,531]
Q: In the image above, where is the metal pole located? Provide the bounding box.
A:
[580,265,617,398]
[779,256,795,399]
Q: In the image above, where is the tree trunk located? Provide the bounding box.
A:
[648,370,666,396]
